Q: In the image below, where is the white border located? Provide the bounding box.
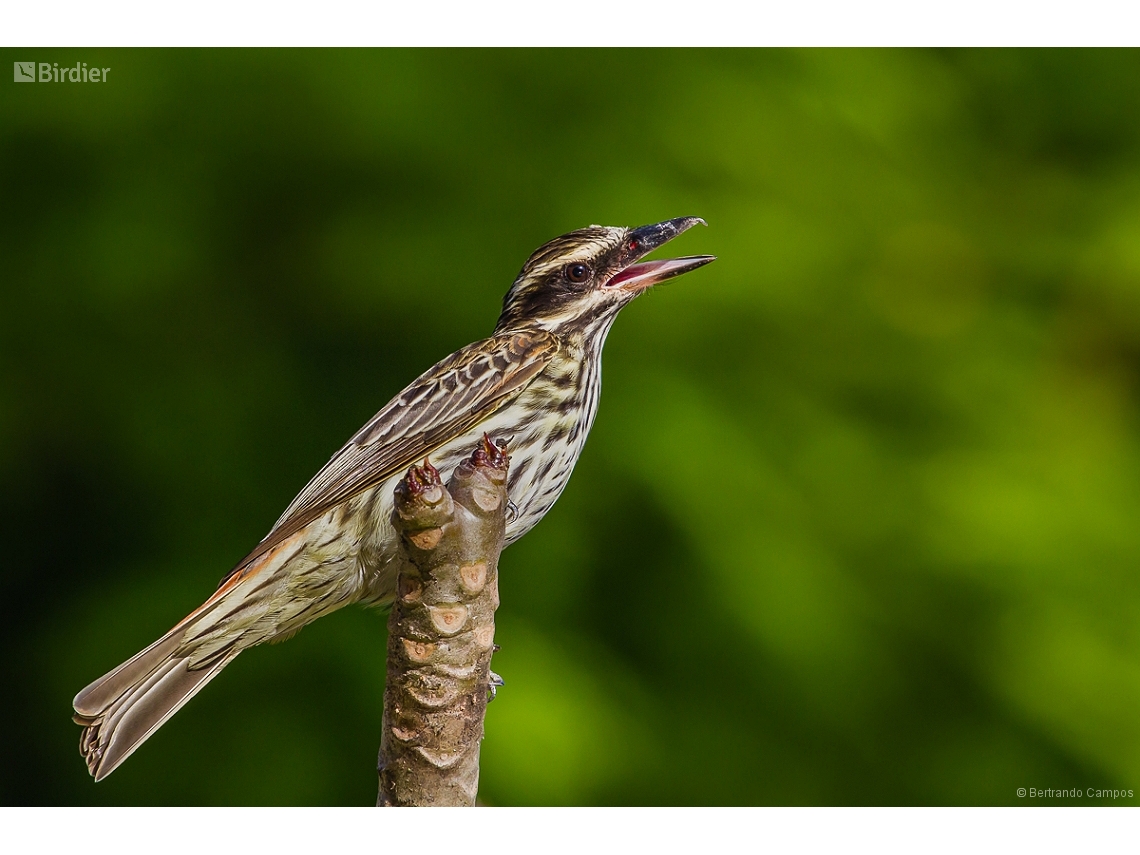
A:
[4,1,1139,47]
[5,806,1139,854]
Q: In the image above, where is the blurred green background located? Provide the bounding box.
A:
[2,49,1139,806]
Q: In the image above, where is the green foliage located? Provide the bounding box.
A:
[2,48,1139,805]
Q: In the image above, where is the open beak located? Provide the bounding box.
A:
[606,216,716,293]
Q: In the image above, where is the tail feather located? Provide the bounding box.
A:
[71,515,345,780]
[73,628,237,781]
[73,631,184,717]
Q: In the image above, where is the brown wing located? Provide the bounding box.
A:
[219,329,559,586]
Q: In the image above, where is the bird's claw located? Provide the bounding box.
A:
[487,670,505,702]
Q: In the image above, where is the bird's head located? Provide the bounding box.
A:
[495,217,715,335]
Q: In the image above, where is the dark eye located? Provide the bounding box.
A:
[566,263,590,283]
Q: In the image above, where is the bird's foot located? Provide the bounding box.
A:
[487,670,505,702]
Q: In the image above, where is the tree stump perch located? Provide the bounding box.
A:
[377,436,508,806]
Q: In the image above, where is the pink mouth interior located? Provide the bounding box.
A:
[606,259,688,290]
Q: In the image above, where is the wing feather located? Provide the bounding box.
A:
[219,330,558,586]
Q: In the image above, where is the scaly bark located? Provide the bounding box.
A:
[377,436,508,806]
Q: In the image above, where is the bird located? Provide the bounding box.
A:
[73,216,714,780]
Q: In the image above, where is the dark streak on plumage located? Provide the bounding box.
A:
[186,648,228,671]
[316,529,347,550]
[507,454,532,490]
[360,486,381,530]
[537,456,556,483]
[555,395,578,415]
[542,423,571,451]
[549,371,575,389]
[245,572,282,598]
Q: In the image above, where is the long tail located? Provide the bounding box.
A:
[72,519,363,780]
[72,626,238,781]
